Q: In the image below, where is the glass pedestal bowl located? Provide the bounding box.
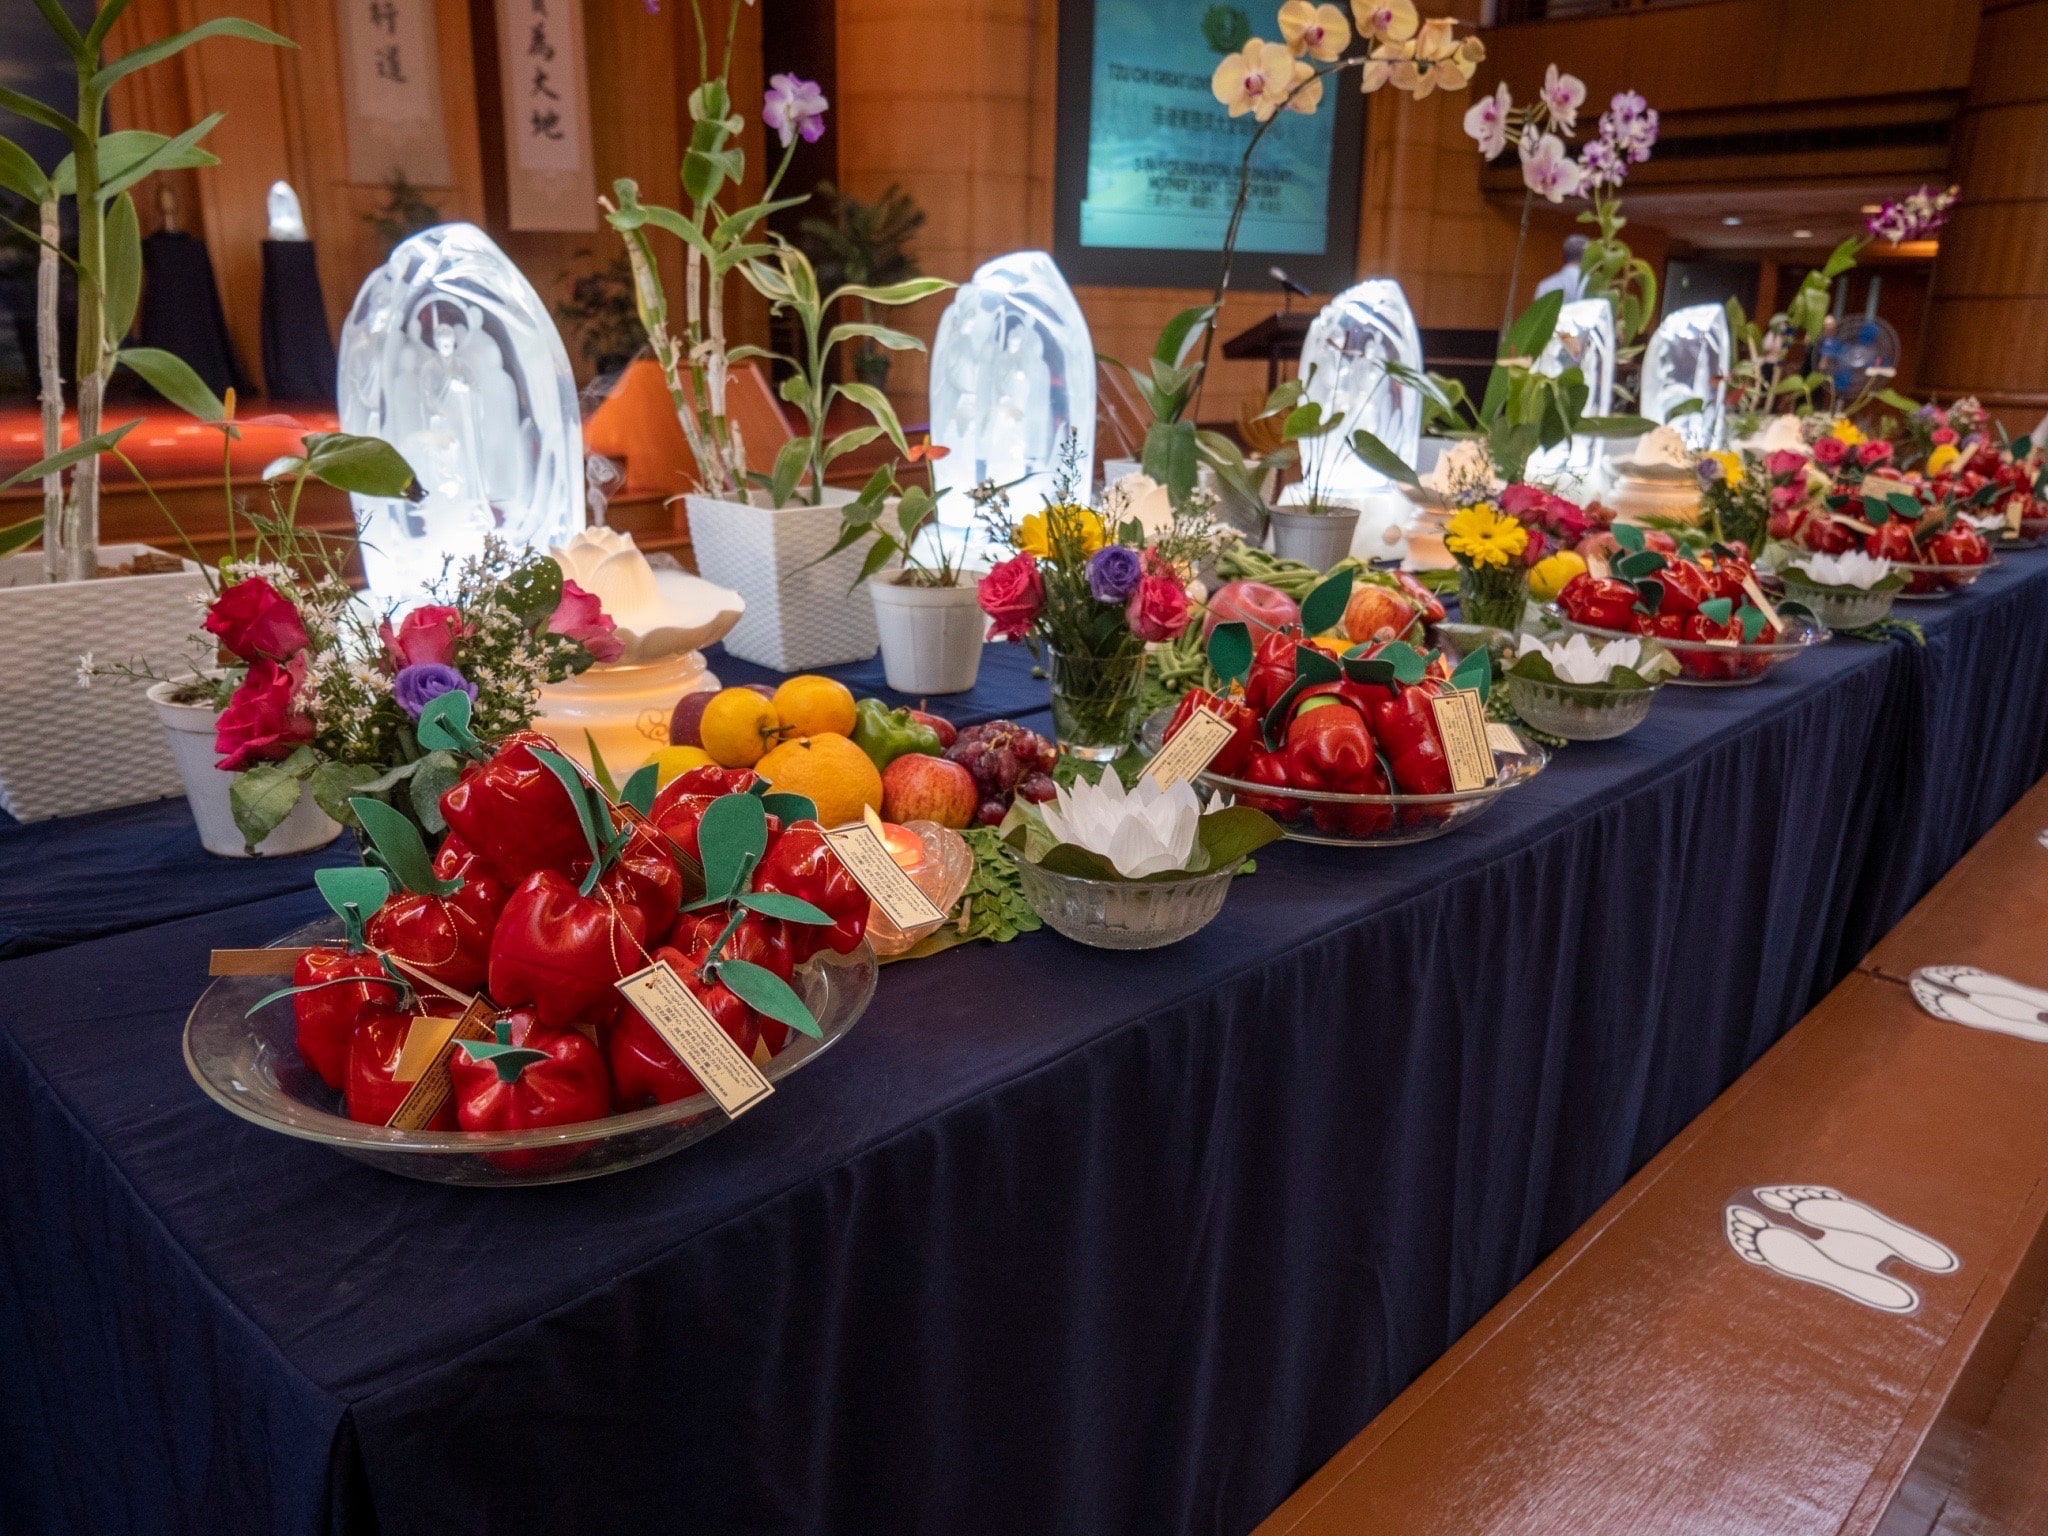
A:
[184,917,876,1187]
[1504,673,1659,741]
[1009,853,1237,949]
[1893,556,1996,600]
[1776,572,1899,630]
[1554,613,1830,686]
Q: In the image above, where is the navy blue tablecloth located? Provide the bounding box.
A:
[5,558,2048,1536]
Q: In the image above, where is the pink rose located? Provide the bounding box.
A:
[381,604,467,669]
[1125,567,1190,643]
[1812,435,1849,468]
[547,579,625,663]
[1765,449,1809,480]
[1498,483,1547,521]
[1857,439,1893,468]
[203,577,308,663]
[214,656,314,772]
[977,553,1044,642]
[1932,427,1958,446]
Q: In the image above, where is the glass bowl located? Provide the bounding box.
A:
[1892,556,1996,600]
[1194,725,1547,847]
[183,917,877,1187]
[1554,613,1829,687]
[1776,572,1899,630]
[1503,673,1659,741]
[1008,852,1236,949]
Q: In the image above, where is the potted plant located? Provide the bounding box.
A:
[795,181,928,391]
[826,442,988,694]
[0,2,290,819]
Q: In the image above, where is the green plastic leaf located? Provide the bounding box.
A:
[1348,428,1421,488]
[1208,620,1252,687]
[1449,646,1491,701]
[230,763,307,848]
[1698,596,1733,626]
[531,747,609,877]
[1259,646,1343,750]
[0,133,50,202]
[301,433,417,498]
[621,764,659,817]
[103,191,141,347]
[1300,569,1354,637]
[350,796,461,896]
[716,958,822,1039]
[116,347,224,421]
[0,515,43,556]
[737,890,834,925]
[0,420,140,493]
[1887,492,1921,520]
[1633,580,1665,616]
[315,865,391,925]
[415,688,481,755]
[1737,604,1767,643]
[1610,522,1645,554]
[698,792,768,903]
[1614,549,1667,581]
[90,16,292,95]
[759,791,818,825]
[454,1040,552,1083]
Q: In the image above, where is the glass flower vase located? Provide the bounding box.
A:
[1046,644,1146,761]
[1457,561,1530,633]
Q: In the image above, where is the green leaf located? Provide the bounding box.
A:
[1281,402,1330,441]
[350,796,462,896]
[0,515,43,556]
[116,347,224,421]
[89,116,224,200]
[838,382,912,457]
[1503,290,1564,361]
[584,732,621,801]
[1348,428,1419,488]
[1610,522,1645,553]
[1375,641,1427,685]
[1614,549,1666,581]
[715,958,822,1040]
[229,763,306,848]
[1153,304,1214,368]
[1193,804,1284,869]
[759,791,818,824]
[0,419,140,492]
[530,748,609,874]
[315,866,391,924]
[822,321,924,356]
[852,532,901,588]
[1698,596,1733,626]
[0,87,86,153]
[299,433,417,498]
[1300,568,1354,637]
[1578,414,1657,437]
[103,191,140,347]
[822,425,884,465]
[415,688,481,755]
[736,890,834,925]
[1886,492,1921,520]
[502,557,564,629]
[1736,604,1767,643]
[307,761,383,826]
[91,17,293,95]
[621,764,659,817]
[408,751,462,834]
[0,133,50,202]
[1208,620,1252,687]
[454,1041,552,1083]
[1449,646,1491,702]
[768,435,811,507]
[831,277,954,308]
[1260,646,1343,750]
[1143,417,1199,503]
[698,792,768,902]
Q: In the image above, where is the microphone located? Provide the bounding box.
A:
[1269,266,1312,299]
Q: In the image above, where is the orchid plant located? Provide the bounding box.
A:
[602,0,836,502]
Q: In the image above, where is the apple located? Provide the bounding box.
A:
[1204,580,1299,640]
[907,708,957,748]
[1342,584,1419,645]
[669,691,716,747]
[881,753,977,829]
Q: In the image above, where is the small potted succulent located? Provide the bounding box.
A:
[1777,550,1904,630]
[1000,772,1281,949]
[1505,631,1676,741]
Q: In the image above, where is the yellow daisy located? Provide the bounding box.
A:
[1016,505,1105,559]
[1707,450,1745,488]
[1444,502,1529,569]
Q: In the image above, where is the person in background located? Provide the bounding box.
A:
[1534,234,1589,304]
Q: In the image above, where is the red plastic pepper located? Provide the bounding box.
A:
[1162,687,1259,778]
[1644,559,1712,618]
[1235,747,1303,821]
[607,944,763,1108]
[670,907,803,1052]
[752,820,868,962]
[1284,703,1392,836]
[291,944,400,1091]
[1799,514,1862,556]
[364,886,495,995]
[488,868,653,1027]
[343,998,461,1128]
[579,823,684,939]
[1863,517,1918,562]
[1925,522,1989,566]
[438,731,595,886]
[1243,629,1300,719]
[448,1009,612,1171]
[648,766,766,865]
[1556,572,1640,633]
[1360,682,1453,796]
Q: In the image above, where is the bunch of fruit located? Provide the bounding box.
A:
[943,719,1059,826]
[1939,438,2047,541]
[1775,480,1990,595]
[1555,528,1782,681]
[279,691,870,1165]
[1160,569,1488,837]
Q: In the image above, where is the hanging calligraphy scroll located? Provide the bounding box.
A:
[336,0,454,187]
[494,0,598,231]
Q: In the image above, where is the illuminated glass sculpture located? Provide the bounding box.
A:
[1282,279,1423,507]
[1641,302,1731,452]
[1527,297,1616,486]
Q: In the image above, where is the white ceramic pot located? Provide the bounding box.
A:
[535,651,721,773]
[869,573,986,694]
[0,545,210,821]
[148,680,342,857]
[1269,507,1361,571]
[685,488,877,671]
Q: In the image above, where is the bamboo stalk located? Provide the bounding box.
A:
[37,194,64,583]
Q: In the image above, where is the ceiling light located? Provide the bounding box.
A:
[1861,204,1882,213]
[1722,215,1742,226]
[1793,229,1813,239]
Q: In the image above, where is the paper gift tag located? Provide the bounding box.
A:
[1485,722,1525,758]
[386,996,499,1131]
[615,960,774,1117]
[822,822,946,929]
[2006,500,2025,537]
[1430,688,1496,792]
[1144,705,1237,788]
[1739,574,1783,632]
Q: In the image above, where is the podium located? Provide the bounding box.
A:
[1222,312,1314,392]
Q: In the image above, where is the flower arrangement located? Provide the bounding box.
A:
[1694,448,1778,552]
[976,441,1215,756]
[1444,480,1597,629]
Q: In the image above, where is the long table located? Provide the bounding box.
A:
[6,559,2048,1536]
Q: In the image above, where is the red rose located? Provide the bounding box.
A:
[1857,439,1893,468]
[546,581,624,663]
[1125,565,1190,643]
[977,553,1044,641]
[1812,435,1849,468]
[381,604,467,669]
[1498,483,1546,521]
[203,577,309,663]
[214,656,315,771]
[1765,449,1809,480]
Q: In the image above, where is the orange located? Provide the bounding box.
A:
[772,674,858,738]
[756,732,884,828]
[699,688,782,768]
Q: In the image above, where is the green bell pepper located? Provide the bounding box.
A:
[852,696,944,770]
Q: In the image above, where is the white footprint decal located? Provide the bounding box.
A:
[1725,1185,1958,1315]
[1910,966,2048,1042]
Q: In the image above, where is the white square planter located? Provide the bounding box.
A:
[685,488,878,673]
[0,545,210,821]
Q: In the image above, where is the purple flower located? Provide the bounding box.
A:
[1086,544,1143,603]
[763,74,828,149]
[1578,136,1626,191]
[393,663,477,720]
